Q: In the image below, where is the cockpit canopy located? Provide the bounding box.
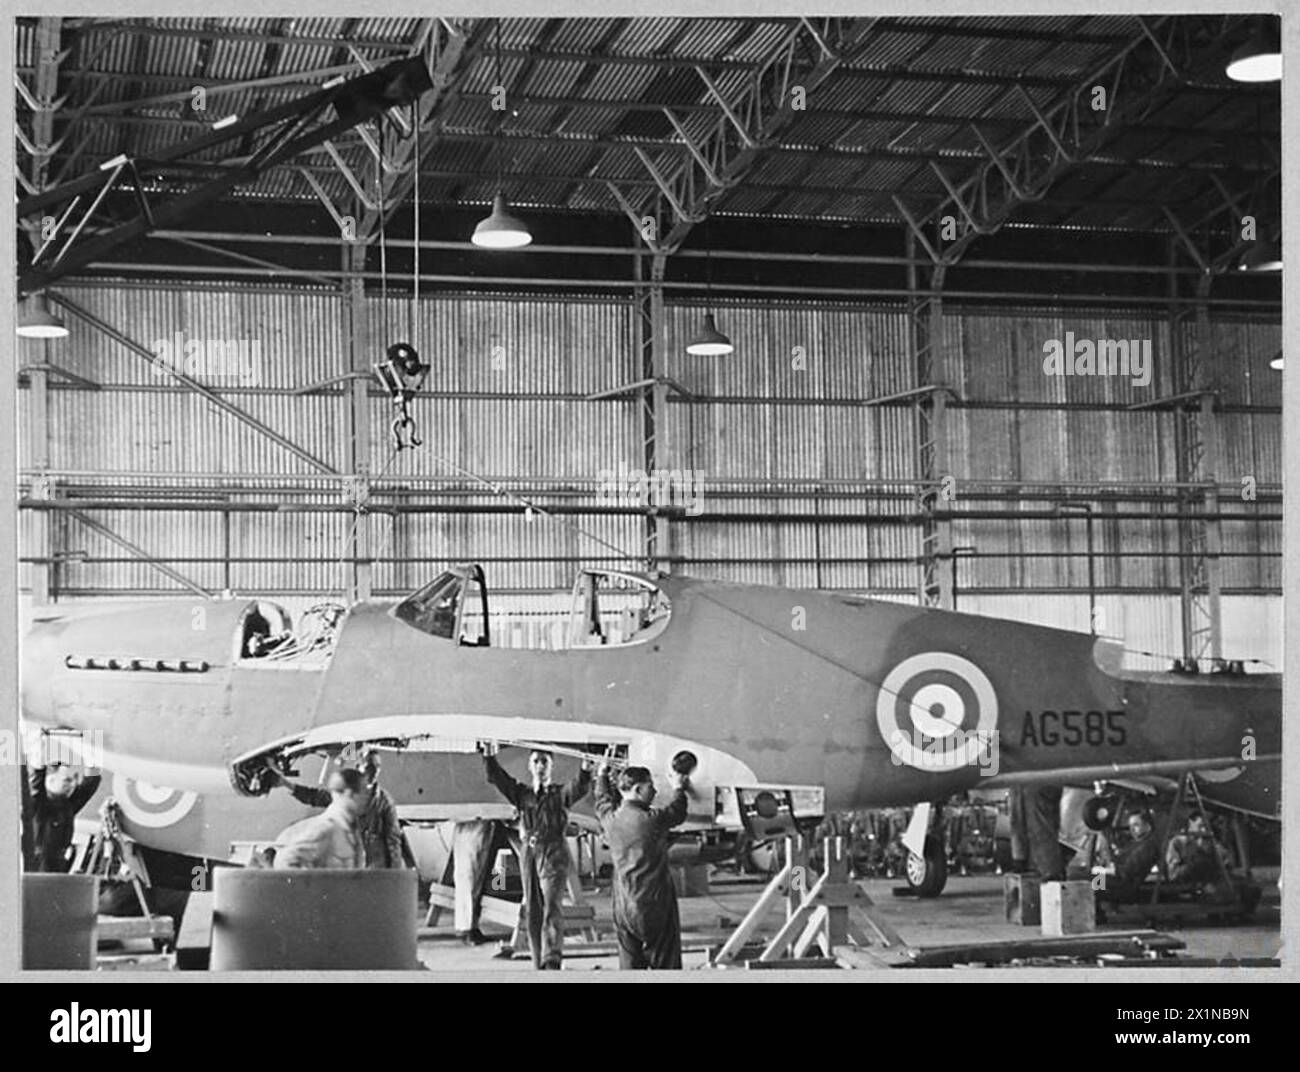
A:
[393,564,489,646]
[392,565,670,649]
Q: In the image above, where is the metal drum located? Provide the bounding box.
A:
[211,869,419,970]
[23,874,99,969]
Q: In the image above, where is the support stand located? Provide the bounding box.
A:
[711,834,909,969]
[74,799,174,948]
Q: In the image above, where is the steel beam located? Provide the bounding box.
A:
[20,16,65,253]
[355,19,480,242]
[26,356,54,603]
[73,261,1279,310]
[892,15,1251,267]
[19,499,1276,525]
[18,56,435,294]
[17,470,1282,498]
[908,231,953,609]
[610,18,880,255]
[144,228,1228,276]
[634,248,670,570]
[1168,261,1223,663]
[343,242,372,601]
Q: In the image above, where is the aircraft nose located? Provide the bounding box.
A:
[21,616,71,731]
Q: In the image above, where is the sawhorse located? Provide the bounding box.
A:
[73,799,175,950]
[712,834,909,969]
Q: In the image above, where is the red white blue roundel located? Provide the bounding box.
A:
[876,652,998,771]
[112,773,198,829]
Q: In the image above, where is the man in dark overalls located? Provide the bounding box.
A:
[594,762,690,970]
[482,744,592,970]
[23,763,103,873]
[1098,809,1163,902]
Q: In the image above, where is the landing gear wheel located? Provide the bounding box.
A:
[1083,795,1119,832]
[906,835,948,898]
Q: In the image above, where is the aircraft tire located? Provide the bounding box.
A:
[906,835,948,898]
[1082,795,1119,832]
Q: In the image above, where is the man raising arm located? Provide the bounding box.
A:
[483,742,592,970]
[595,760,689,970]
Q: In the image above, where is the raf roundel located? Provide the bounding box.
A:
[876,652,999,771]
[112,773,199,829]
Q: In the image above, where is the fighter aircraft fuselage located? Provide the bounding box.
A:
[20,569,1281,862]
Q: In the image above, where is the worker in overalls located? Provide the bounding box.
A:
[594,762,690,970]
[482,743,592,970]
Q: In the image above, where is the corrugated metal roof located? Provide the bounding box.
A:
[16,14,1277,235]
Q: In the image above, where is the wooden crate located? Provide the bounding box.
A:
[1041,880,1096,936]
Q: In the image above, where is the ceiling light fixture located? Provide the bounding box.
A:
[1269,352,1283,370]
[471,20,531,250]
[472,192,532,249]
[1239,235,1282,273]
[1226,22,1281,83]
[16,294,68,338]
[686,312,735,356]
[686,218,733,356]
[1236,98,1281,273]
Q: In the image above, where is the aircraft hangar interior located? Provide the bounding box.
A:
[11,11,1285,978]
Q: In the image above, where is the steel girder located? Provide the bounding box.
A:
[607,18,881,256]
[17,56,435,295]
[893,14,1250,267]
[353,19,482,241]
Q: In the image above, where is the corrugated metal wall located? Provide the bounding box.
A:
[959,594,1282,671]
[18,284,1281,652]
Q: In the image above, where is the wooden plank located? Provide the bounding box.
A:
[427,883,521,929]
[904,929,1185,968]
[833,944,896,970]
[791,906,829,958]
[758,872,828,962]
[712,859,794,965]
[746,957,840,970]
[97,915,174,943]
[1098,957,1279,968]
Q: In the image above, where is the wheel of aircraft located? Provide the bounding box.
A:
[1082,794,1120,831]
[906,834,948,898]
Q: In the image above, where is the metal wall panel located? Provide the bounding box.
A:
[52,282,345,389]
[663,301,914,481]
[18,285,1280,602]
[949,307,1175,404]
[1213,316,1282,407]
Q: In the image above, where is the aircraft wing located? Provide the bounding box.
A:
[227,713,825,834]
[230,713,644,788]
[982,754,1278,791]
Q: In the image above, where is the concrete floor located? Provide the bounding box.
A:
[414,867,1282,972]
[94,866,1280,971]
